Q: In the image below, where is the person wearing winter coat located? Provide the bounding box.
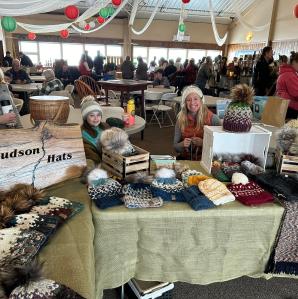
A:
[276,52,298,119]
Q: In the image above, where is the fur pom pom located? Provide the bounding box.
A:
[101,127,129,152]
[4,195,33,214]
[276,127,297,153]
[0,205,14,229]
[230,84,254,104]
[0,259,43,296]
[232,173,249,185]
[155,168,176,179]
[125,171,154,184]
[87,168,108,185]
[6,184,44,203]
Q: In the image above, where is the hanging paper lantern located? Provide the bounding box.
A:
[97,16,105,24]
[60,29,69,39]
[112,0,122,6]
[27,32,36,40]
[89,21,96,29]
[84,23,91,31]
[79,21,86,28]
[179,23,186,32]
[99,7,109,18]
[294,4,298,18]
[108,6,116,16]
[1,16,17,32]
[64,5,79,20]
[182,0,190,3]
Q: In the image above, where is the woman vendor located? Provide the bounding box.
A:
[173,85,221,160]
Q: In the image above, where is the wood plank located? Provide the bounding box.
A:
[126,161,150,173]
[0,122,86,190]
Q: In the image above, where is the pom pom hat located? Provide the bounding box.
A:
[181,85,205,108]
[81,95,102,120]
[223,84,254,132]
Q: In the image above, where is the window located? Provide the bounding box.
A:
[187,50,206,62]
[27,54,38,65]
[85,44,105,60]
[62,43,84,66]
[19,41,38,53]
[106,45,122,57]
[133,46,148,64]
[207,50,222,60]
[148,47,168,65]
[168,48,187,63]
[39,42,61,66]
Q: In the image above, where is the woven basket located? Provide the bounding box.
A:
[30,96,70,124]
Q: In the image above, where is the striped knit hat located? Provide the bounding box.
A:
[151,168,185,201]
[223,84,253,132]
[87,168,123,209]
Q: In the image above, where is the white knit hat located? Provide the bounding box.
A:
[181,85,205,108]
[81,96,102,120]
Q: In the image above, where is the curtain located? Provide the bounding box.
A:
[272,40,298,56]
[0,0,81,16]
[227,42,266,62]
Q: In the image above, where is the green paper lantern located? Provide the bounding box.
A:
[108,6,116,16]
[99,7,109,18]
[179,23,186,32]
[1,16,17,32]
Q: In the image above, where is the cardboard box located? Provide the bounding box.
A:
[252,96,268,120]
[150,155,176,174]
[201,125,271,173]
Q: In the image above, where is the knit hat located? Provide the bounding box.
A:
[187,175,210,186]
[42,69,55,81]
[227,180,274,206]
[81,95,103,120]
[151,168,185,201]
[211,161,230,182]
[182,186,215,211]
[181,85,205,108]
[221,161,242,179]
[198,178,235,205]
[241,160,264,176]
[87,168,123,209]
[223,84,253,132]
[181,169,202,187]
[122,183,163,208]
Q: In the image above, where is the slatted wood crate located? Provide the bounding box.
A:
[101,145,150,178]
[276,149,298,175]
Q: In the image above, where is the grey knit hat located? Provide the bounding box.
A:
[81,95,102,120]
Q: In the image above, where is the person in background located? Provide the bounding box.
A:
[85,50,93,70]
[39,69,64,95]
[80,95,109,164]
[173,85,221,160]
[252,46,274,96]
[103,61,116,80]
[2,51,13,67]
[175,57,183,71]
[163,59,177,80]
[121,56,135,79]
[79,54,92,76]
[150,56,157,68]
[276,51,298,119]
[135,57,148,80]
[196,56,213,94]
[183,59,189,69]
[152,69,170,88]
[56,60,72,86]
[94,51,105,77]
[4,59,31,84]
[279,55,288,66]
[185,58,198,86]
[19,51,33,67]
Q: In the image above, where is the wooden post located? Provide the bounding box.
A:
[266,0,278,46]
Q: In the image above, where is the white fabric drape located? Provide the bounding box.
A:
[208,0,228,46]
[176,3,186,42]
[131,0,162,35]
[0,0,81,16]
[129,0,141,26]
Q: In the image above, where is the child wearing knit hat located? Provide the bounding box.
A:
[80,95,109,164]
[173,85,221,160]
[223,84,254,132]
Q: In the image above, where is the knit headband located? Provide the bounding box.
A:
[181,85,205,107]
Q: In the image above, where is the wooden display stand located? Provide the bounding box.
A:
[0,122,86,190]
[276,149,298,175]
[101,145,149,179]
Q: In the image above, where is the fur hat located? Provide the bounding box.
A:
[87,168,123,209]
[223,84,253,132]
[100,127,136,156]
[181,85,205,108]
[231,173,249,185]
[151,168,185,201]
[80,96,102,120]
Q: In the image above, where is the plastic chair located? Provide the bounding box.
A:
[65,84,74,94]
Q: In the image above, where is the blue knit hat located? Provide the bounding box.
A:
[87,168,123,209]
[151,168,185,201]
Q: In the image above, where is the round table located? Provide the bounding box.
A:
[29,75,46,82]
[30,95,69,101]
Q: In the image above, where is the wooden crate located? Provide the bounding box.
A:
[101,145,150,178]
[276,149,298,175]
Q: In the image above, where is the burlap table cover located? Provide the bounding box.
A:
[39,178,96,299]
[93,162,284,298]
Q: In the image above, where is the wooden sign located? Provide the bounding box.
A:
[0,122,87,190]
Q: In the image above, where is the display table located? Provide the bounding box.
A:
[92,162,284,299]
[10,83,42,92]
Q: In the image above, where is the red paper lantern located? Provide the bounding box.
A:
[64,5,79,20]
[84,23,91,31]
[112,0,122,5]
[182,0,190,3]
[97,16,105,24]
[27,32,36,40]
[294,4,298,18]
[60,29,69,39]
